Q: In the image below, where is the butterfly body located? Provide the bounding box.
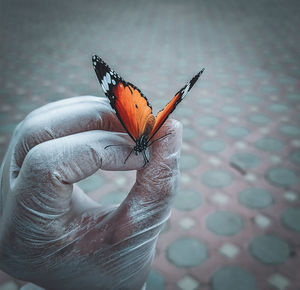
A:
[92,55,204,164]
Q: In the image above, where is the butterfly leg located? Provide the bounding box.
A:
[124,148,135,164]
[142,150,149,166]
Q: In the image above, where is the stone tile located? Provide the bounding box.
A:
[205,129,217,137]
[179,217,196,230]
[211,192,229,205]
[177,275,199,290]
[181,174,192,184]
[174,190,202,211]
[254,215,271,228]
[281,208,300,232]
[206,211,243,236]
[266,167,298,187]
[291,139,300,147]
[250,106,259,112]
[283,191,298,202]
[180,154,200,170]
[249,235,290,264]
[219,243,240,259]
[239,188,273,209]
[208,156,222,166]
[202,170,233,188]
[234,141,247,149]
[167,237,207,267]
[268,274,290,290]
[146,270,165,290]
[244,173,257,182]
[259,127,270,134]
[182,142,191,151]
[270,155,281,164]
[212,267,258,290]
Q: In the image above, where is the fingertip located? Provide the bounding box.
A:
[151,119,182,158]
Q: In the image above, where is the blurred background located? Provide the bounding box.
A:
[1,0,300,289]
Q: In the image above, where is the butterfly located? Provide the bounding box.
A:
[92,55,204,164]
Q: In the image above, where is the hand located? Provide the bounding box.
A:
[0,96,182,290]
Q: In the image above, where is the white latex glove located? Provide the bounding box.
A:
[0,96,182,290]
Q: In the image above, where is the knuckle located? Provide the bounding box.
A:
[22,142,53,176]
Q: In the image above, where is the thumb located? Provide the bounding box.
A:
[136,119,182,201]
[111,119,182,241]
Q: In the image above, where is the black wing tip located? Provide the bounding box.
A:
[195,68,205,78]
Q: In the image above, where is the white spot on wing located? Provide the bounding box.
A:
[112,79,116,85]
[106,72,111,84]
[182,83,190,99]
[93,62,97,66]
[102,79,109,91]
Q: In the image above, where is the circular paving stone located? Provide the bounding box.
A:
[198,116,220,127]
[289,150,300,166]
[146,269,165,290]
[206,211,243,236]
[174,189,203,211]
[281,208,300,232]
[212,267,257,290]
[183,127,197,140]
[200,139,226,153]
[180,154,200,170]
[242,95,261,103]
[226,127,249,138]
[269,104,290,112]
[266,167,298,187]
[248,114,270,124]
[279,125,300,136]
[237,79,252,87]
[100,190,126,205]
[202,170,233,188]
[239,188,273,209]
[255,137,283,152]
[167,237,207,267]
[77,173,105,193]
[287,94,300,102]
[261,86,278,93]
[249,235,290,264]
[221,105,241,115]
[230,152,260,170]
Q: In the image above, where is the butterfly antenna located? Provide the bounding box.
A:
[104,144,133,150]
[124,148,134,164]
[147,133,172,147]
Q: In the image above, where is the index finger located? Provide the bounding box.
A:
[13,96,124,169]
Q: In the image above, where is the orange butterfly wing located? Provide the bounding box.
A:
[148,69,204,142]
[92,55,154,142]
[113,82,155,141]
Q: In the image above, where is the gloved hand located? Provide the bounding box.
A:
[0,96,182,290]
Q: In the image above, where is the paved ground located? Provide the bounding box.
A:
[0,0,300,289]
